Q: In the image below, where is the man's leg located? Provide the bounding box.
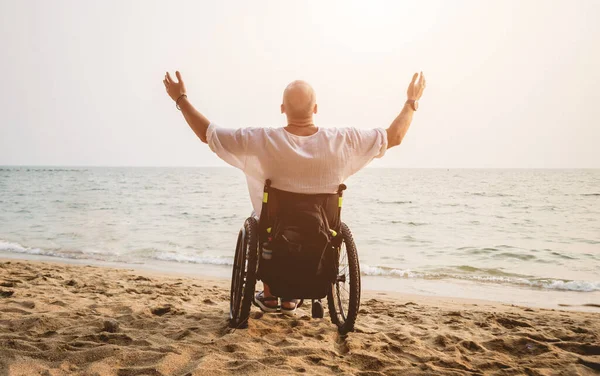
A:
[252,212,296,311]
[254,282,279,312]
[263,283,298,310]
[263,283,297,310]
[262,283,278,308]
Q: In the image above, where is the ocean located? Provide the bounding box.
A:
[1,167,599,310]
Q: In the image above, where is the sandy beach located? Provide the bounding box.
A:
[0,259,599,376]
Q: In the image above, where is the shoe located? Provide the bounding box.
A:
[281,299,302,316]
[253,291,279,313]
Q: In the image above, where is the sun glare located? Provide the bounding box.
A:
[310,1,444,55]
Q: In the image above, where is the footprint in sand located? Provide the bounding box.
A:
[151,305,172,316]
[554,342,600,356]
[0,289,15,298]
[15,301,35,309]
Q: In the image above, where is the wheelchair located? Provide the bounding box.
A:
[229,180,361,334]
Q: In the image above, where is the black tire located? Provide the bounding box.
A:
[229,228,245,326]
[327,222,361,334]
[229,217,259,328]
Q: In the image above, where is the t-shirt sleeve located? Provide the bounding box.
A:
[346,127,388,175]
[206,123,252,170]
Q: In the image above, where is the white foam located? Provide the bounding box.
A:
[151,252,233,266]
[361,265,422,278]
[0,240,110,260]
[0,239,233,265]
[0,240,48,256]
[1,239,597,292]
[360,264,600,292]
[538,279,600,292]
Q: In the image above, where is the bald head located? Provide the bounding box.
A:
[281,80,317,122]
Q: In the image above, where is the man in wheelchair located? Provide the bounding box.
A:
[163,71,426,331]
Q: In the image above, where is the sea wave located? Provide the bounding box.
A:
[0,240,47,255]
[0,239,235,266]
[376,199,412,205]
[470,192,514,197]
[390,220,429,226]
[0,240,115,260]
[2,239,598,292]
[0,168,88,172]
[361,264,600,292]
[150,252,233,266]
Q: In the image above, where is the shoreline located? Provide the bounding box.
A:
[0,255,536,313]
[1,251,599,314]
[1,257,599,375]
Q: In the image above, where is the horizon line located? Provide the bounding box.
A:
[1,165,599,170]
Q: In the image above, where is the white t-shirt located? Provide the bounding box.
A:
[206,123,388,216]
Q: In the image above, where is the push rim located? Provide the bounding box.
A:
[333,240,351,323]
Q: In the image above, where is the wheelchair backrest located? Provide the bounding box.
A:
[258,180,345,237]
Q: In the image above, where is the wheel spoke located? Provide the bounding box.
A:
[336,283,346,319]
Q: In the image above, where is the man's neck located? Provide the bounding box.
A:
[284,118,318,136]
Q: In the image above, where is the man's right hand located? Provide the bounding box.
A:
[406,72,426,101]
[163,71,211,143]
[163,71,187,102]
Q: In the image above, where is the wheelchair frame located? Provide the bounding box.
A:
[229,180,361,334]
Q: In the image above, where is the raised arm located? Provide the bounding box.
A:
[163,71,210,143]
[386,72,426,148]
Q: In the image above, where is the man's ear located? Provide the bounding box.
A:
[281,104,285,114]
[313,103,318,114]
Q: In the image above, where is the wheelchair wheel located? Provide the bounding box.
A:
[229,217,259,328]
[327,222,361,334]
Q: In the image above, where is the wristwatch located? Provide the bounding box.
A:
[406,99,418,111]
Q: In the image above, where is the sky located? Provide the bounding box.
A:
[0,0,599,168]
